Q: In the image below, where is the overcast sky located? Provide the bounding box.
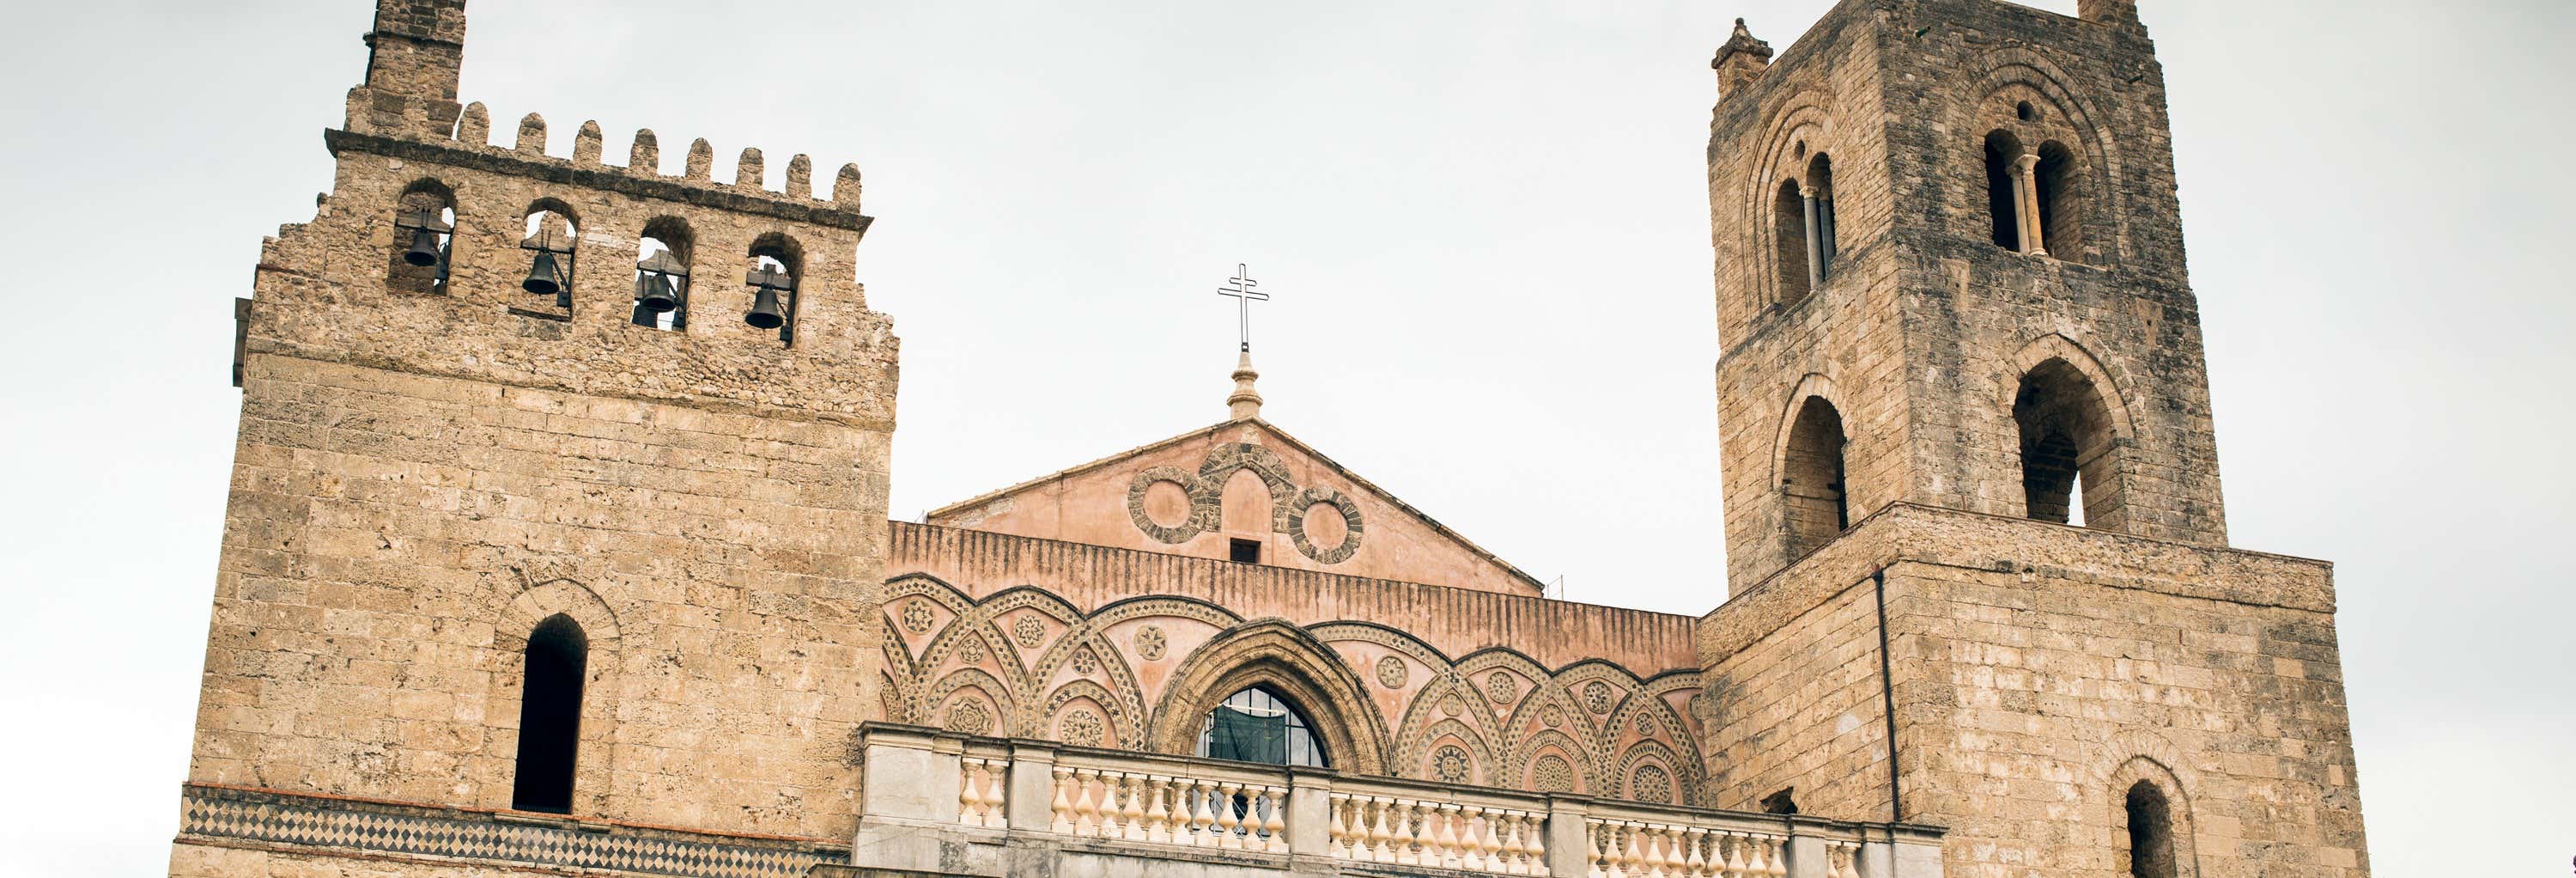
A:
[2,0,2569,875]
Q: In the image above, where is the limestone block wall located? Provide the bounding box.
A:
[1876,0,2227,546]
[185,48,901,841]
[1707,0,2230,585]
[1706,2,1907,587]
[1698,504,2368,878]
[197,353,890,838]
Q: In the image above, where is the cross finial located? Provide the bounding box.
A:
[1216,263,1267,352]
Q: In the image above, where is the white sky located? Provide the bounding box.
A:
[1,1,2569,875]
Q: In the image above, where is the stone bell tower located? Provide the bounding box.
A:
[170,0,900,873]
[1705,0,2225,587]
[1694,3,2370,878]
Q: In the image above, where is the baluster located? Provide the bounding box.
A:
[1741,832,1768,878]
[1116,772,1146,841]
[1589,821,1615,878]
[956,759,980,826]
[1370,793,1412,855]
[1134,774,1163,844]
[1396,800,1426,865]
[1423,802,1453,867]
[1464,804,1490,870]
[1515,812,1543,877]
[1207,780,1238,849]
[1642,824,1668,877]
[1183,777,1213,847]
[1499,810,1530,875]
[1326,792,1351,858]
[1260,786,1287,852]
[1680,826,1708,878]
[1768,836,1789,878]
[1722,831,1748,878]
[1077,769,1106,837]
[1049,765,1075,833]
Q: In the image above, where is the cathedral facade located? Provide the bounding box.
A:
[167,2,2371,878]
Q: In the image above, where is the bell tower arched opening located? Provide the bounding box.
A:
[2014,357,2126,532]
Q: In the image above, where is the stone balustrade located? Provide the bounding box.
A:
[851,723,1941,878]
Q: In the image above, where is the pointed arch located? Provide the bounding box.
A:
[1147,619,1391,774]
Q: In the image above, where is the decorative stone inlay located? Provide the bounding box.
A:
[1533,754,1577,793]
[1376,655,1409,689]
[1630,764,1674,804]
[1637,716,1661,738]
[1126,466,1211,544]
[956,633,986,664]
[177,784,845,878]
[1071,646,1098,675]
[945,699,993,735]
[1485,671,1520,704]
[1583,680,1615,714]
[1286,486,1364,564]
[1432,745,1472,784]
[1011,615,1048,649]
[1540,704,1566,728]
[1059,708,1104,747]
[1441,694,1466,716]
[1133,625,1167,661]
[899,600,935,634]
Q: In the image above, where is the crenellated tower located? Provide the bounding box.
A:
[172,0,899,873]
[1693,3,2370,878]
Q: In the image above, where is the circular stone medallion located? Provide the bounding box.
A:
[1485,671,1520,704]
[1133,625,1168,661]
[1376,655,1409,689]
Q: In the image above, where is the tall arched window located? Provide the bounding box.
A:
[632,217,694,331]
[519,201,578,314]
[1806,153,1838,278]
[2035,140,2084,262]
[2014,358,2125,532]
[1773,180,1811,305]
[1983,131,2023,251]
[1196,686,1328,768]
[512,613,587,814]
[1782,396,1850,558]
[2123,780,2177,878]
[388,180,456,296]
[746,234,804,345]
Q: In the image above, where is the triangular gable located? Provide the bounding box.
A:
[926,418,1546,596]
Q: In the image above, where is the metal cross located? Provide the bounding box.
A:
[1215,263,1267,352]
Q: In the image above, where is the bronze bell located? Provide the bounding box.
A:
[522,251,562,296]
[635,273,680,314]
[401,226,442,267]
[744,284,786,329]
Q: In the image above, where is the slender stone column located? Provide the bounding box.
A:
[2014,152,2047,256]
[1801,185,1826,290]
[1816,195,1838,271]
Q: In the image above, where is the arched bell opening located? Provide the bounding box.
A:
[388,179,457,296]
[632,217,694,331]
[2035,139,2085,262]
[1805,152,1838,280]
[745,233,804,345]
[519,199,579,314]
[1983,130,2024,252]
[1773,179,1811,305]
[1781,395,1850,558]
[2014,357,2127,532]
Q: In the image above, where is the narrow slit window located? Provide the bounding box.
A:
[1984,131,2022,251]
[2124,781,2177,878]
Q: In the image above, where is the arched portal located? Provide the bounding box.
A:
[511,613,586,814]
[1782,396,1850,558]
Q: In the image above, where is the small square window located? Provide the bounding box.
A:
[1229,538,1261,564]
